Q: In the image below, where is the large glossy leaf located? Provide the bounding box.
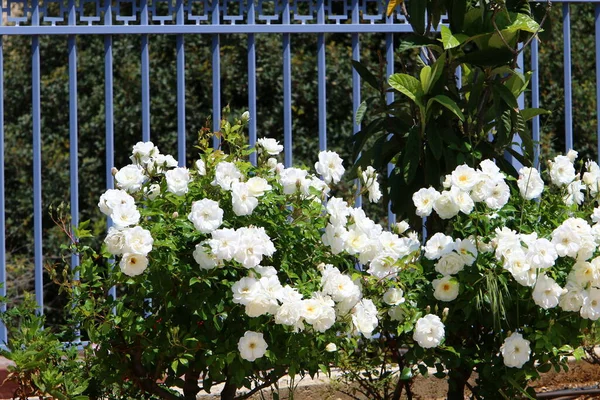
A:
[449,0,467,32]
[458,48,514,67]
[428,95,465,121]
[398,34,442,52]
[504,13,541,34]
[493,83,519,110]
[520,108,551,121]
[402,127,421,184]
[407,0,426,35]
[440,25,468,49]
[389,73,424,106]
[351,60,380,91]
[426,124,443,160]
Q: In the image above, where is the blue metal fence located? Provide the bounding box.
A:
[0,0,597,344]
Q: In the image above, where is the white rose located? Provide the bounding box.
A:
[130,141,158,165]
[352,299,378,338]
[314,151,344,184]
[98,189,135,216]
[325,343,337,352]
[451,164,480,191]
[115,164,146,193]
[212,161,243,191]
[246,177,271,197]
[122,226,154,256]
[195,159,206,176]
[110,203,141,229]
[144,183,161,200]
[501,332,531,368]
[188,199,224,234]
[435,252,465,276]
[256,138,283,155]
[413,314,445,348]
[433,191,460,219]
[549,155,576,186]
[119,253,149,277]
[238,331,268,362]
[165,167,191,196]
[412,187,440,217]
[193,243,218,270]
[517,167,544,200]
[532,275,566,309]
[104,227,127,255]
[383,288,405,306]
[231,182,259,216]
[580,287,600,320]
[432,276,459,302]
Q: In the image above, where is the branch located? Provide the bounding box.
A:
[233,372,285,400]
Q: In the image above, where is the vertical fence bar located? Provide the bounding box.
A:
[248,0,257,165]
[385,28,395,226]
[32,0,43,314]
[212,0,221,148]
[283,1,292,167]
[531,37,541,168]
[68,0,79,276]
[0,35,6,343]
[563,2,573,151]
[176,0,186,166]
[596,4,600,164]
[351,0,361,207]
[141,0,150,142]
[105,4,117,301]
[317,0,326,151]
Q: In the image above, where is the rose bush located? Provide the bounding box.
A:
[398,151,600,399]
[62,114,423,400]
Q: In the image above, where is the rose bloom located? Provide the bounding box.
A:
[413,314,445,348]
[501,332,531,368]
[432,276,459,302]
[256,137,283,155]
[412,187,440,217]
[165,167,191,196]
[238,331,268,362]
[188,199,224,234]
[451,164,480,191]
[383,288,405,306]
[115,164,146,193]
[314,151,344,184]
[580,287,600,320]
[119,253,149,277]
[435,252,465,276]
[517,167,544,200]
[532,275,566,309]
[433,191,460,219]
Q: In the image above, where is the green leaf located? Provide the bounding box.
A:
[427,95,465,121]
[573,346,586,361]
[398,34,442,53]
[493,83,519,110]
[407,0,426,35]
[440,25,468,50]
[388,74,424,106]
[402,128,421,184]
[449,0,467,32]
[351,60,380,91]
[420,66,432,94]
[458,48,514,67]
[426,125,443,160]
[355,100,367,126]
[504,13,541,34]
[520,108,551,121]
[400,367,412,380]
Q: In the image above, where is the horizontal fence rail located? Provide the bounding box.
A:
[0,0,597,348]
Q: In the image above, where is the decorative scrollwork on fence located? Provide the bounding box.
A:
[1,0,414,26]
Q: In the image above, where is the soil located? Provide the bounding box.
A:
[0,360,599,399]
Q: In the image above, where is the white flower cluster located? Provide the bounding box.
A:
[98,188,154,277]
[413,160,509,219]
[360,166,383,203]
[423,233,478,302]
[321,197,420,279]
[231,264,378,338]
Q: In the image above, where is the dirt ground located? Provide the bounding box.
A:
[0,360,599,399]
[198,361,600,400]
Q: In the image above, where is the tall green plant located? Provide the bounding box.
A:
[352,0,551,224]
